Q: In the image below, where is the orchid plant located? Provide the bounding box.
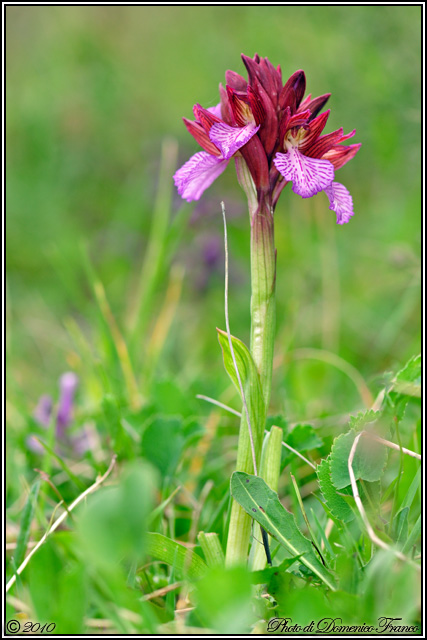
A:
[174,53,360,566]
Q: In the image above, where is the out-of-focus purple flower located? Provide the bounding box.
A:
[27,372,91,457]
[56,372,79,439]
[33,395,53,428]
[70,429,95,456]
[174,54,361,223]
[192,235,224,291]
[203,235,223,269]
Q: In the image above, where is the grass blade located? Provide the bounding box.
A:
[14,480,41,568]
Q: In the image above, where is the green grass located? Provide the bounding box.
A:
[6,5,421,635]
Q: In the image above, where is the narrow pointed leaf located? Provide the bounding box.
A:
[231,472,336,590]
[398,468,421,513]
[217,329,266,440]
[14,479,41,568]
[32,438,86,490]
[401,515,421,554]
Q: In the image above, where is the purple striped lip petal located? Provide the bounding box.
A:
[173,151,229,202]
[209,122,260,160]
[273,146,334,198]
[324,182,354,224]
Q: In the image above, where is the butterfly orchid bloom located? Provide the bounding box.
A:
[174,54,360,224]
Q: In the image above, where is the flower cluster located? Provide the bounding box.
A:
[174,54,361,224]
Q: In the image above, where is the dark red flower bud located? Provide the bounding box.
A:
[258,57,282,105]
[279,70,306,111]
[252,79,278,157]
[299,93,331,119]
[241,54,262,89]
[225,70,247,91]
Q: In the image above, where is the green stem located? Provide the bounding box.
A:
[225,196,277,566]
[198,531,225,567]
[250,202,276,408]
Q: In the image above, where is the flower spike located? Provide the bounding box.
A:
[174,53,360,222]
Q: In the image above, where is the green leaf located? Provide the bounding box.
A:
[349,410,380,430]
[394,354,421,397]
[274,585,336,625]
[266,414,289,437]
[288,424,323,450]
[392,506,409,546]
[77,461,156,568]
[147,486,181,527]
[399,467,421,512]
[217,329,265,436]
[401,514,421,554]
[141,416,184,476]
[151,378,197,416]
[32,438,86,490]
[230,472,336,590]
[198,532,225,568]
[54,563,87,633]
[282,424,323,467]
[330,429,388,489]
[310,509,335,558]
[358,479,381,514]
[146,532,207,580]
[250,556,300,585]
[101,394,130,451]
[27,536,87,634]
[194,566,253,634]
[14,479,40,568]
[317,458,354,523]
[28,539,59,621]
[182,417,205,446]
[362,550,420,622]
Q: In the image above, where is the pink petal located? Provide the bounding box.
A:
[207,103,223,119]
[324,181,354,224]
[273,147,334,198]
[173,151,229,202]
[209,121,260,160]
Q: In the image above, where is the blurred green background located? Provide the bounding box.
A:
[7,5,421,414]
